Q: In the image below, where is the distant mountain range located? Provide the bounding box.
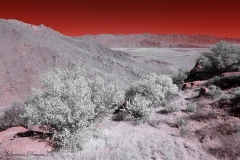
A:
[81,33,240,48]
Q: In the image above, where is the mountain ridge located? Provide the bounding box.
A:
[0,19,171,106]
[80,33,240,48]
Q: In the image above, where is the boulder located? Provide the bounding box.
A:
[199,86,210,96]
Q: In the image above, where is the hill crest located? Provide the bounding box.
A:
[81,33,240,48]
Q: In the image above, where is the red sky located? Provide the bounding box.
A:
[0,0,240,38]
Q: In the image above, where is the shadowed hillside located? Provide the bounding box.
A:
[0,19,171,106]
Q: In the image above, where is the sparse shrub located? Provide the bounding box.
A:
[159,104,179,114]
[206,85,223,99]
[230,87,240,99]
[112,111,131,121]
[171,68,188,85]
[220,94,232,103]
[180,126,189,137]
[160,99,168,107]
[124,73,178,119]
[125,94,152,119]
[176,118,187,128]
[0,101,24,131]
[125,73,178,108]
[221,94,232,100]
[230,104,240,117]
[190,110,218,122]
[218,93,232,107]
[205,74,240,89]
[88,75,124,122]
[20,66,123,150]
[186,102,198,112]
[230,87,240,93]
[207,123,240,159]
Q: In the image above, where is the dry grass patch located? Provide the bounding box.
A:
[24,121,216,160]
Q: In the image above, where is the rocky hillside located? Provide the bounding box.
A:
[178,41,240,159]
[81,33,240,48]
[0,19,172,106]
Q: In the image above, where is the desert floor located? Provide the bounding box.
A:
[112,48,210,71]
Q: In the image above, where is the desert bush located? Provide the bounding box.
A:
[88,75,124,122]
[230,104,240,117]
[160,99,168,107]
[124,73,178,119]
[125,73,178,107]
[125,94,152,119]
[186,102,198,112]
[190,110,218,122]
[112,111,131,122]
[206,85,223,99]
[159,104,179,114]
[230,87,240,93]
[177,118,187,128]
[230,87,240,99]
[219,94,232,105]
[186,41,240,81]
[196,41,240,74]
[171,68,188,85]
[220,94,232,101]
[207,123,240,159]
[205,74,240,89]
[20,66,123,150]
[0,101,24,131]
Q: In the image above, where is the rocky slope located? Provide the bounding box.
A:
[81,33,240,48]
[0,19,172,106]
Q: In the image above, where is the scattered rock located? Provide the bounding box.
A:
[182,80,206,90]
[199,86,210,96]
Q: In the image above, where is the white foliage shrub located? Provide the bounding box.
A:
[125,73,178,107]
[160,104,179,114]
[125,73,178,118]
[171,68,188,85]
[88,75,124,122]
[126,94,152,118]
[196,41,240,73]
[21,66,123,150]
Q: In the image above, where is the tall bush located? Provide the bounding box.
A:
[21,66,123,150]
[171,68,188,85]
[88,75,124,122]
[124,73,178,118]
[206,85,223,99]
[196,41,240,73]
[125,94,152,118]
[125,73,178,107]
[0,101,24,131]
